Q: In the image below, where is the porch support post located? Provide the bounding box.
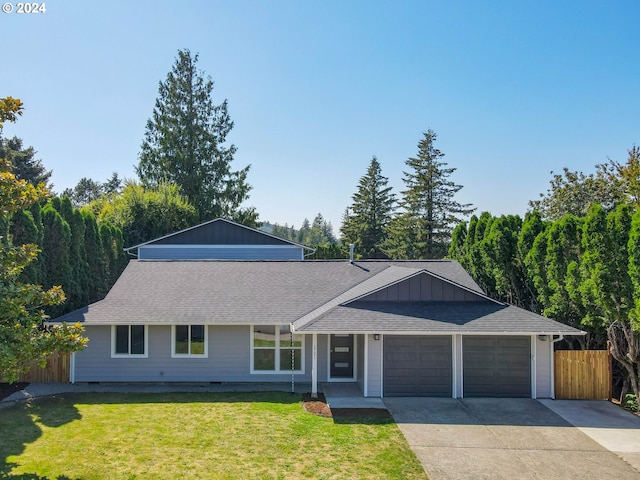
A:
[311,333,318,398]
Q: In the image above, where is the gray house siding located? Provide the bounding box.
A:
[359,273,483,302]
[138,245,304,260]
[74,325,314,383]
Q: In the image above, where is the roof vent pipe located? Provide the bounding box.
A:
[349,244,355,264]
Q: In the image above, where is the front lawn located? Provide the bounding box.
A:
[0,392,426,479]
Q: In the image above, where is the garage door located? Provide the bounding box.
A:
[384,336,452,397]
[463,336,531,397]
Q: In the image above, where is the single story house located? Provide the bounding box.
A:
[54,218,584,398]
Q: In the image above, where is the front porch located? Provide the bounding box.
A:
[321,383,386,409]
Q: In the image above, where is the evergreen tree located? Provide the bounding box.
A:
[136,49,255,224]
[297,218,311,244]
[0,97,86,381]
[341,156,395,259]
[576,204,638,397]
[82,210,108,302]
[384,130,474,259]
[9,207,44,285]
[40,203,72,317]
[0,136,52,188]
[62,175,119,207]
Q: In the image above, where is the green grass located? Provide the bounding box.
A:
[0,392,427,479]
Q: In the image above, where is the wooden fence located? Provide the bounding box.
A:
[554,350,611,400]
[17,352,70,383]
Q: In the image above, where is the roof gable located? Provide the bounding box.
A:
[125,218,313,251]
[292,266,497,331]
[357,270,488,303]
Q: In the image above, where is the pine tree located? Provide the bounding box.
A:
[0,136,52,188]
[341,156,395,259]
[137,49,256,225]
[384,130,475,259]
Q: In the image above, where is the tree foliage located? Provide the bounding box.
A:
[136,49,256,224]
[529,147,640,220]
[340,156,395,259]
[384,130,474,259]
[0,98,87,382]
[62,173,122,207]
[269,213,337,248]
[450,201,640,397]
[0,136,52,189]
[576,205,639,397]
[87,181,197,247]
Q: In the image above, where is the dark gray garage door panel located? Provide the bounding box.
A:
[384,336,452,397]
[463,336,531,398]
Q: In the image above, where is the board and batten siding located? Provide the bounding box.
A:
[359,273,482,302]
[138,245,304,260]
[74,325,314,383]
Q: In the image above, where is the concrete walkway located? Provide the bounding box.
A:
[1,382,311,404]
[541,399,640,472]
[384,397,640,480]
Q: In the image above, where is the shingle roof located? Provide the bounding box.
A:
[53,259,583,335]
[293,301,584,335]
[292,266,496,331]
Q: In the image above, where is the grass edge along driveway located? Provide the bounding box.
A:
[0,391,427,479]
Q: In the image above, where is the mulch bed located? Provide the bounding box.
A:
[302,392,393,420]
[0,382,29,401]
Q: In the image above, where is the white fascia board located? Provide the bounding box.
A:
[292,330,587,336]
[140,244,302,249]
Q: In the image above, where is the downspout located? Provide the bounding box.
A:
[291,329,295,393]
[551,335,564,399]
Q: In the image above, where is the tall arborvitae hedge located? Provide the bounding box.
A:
[8,198,127,317]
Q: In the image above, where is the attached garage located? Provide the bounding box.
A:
[384,335,452,397]
[463,336,531,398]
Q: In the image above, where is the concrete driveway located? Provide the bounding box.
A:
[384,397,640,480]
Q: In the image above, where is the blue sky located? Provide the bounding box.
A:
[2,0,639,234]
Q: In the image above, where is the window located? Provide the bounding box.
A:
[251,325,303,373]
[111,325,148,358]
[172,325,207,357]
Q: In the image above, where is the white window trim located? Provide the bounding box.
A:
[171,325,209,358]
[111,325,149,358]
[250,325,305,374]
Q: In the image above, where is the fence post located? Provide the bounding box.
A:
[607,341,613,401]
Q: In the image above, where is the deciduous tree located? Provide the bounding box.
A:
[88,181,197,247]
